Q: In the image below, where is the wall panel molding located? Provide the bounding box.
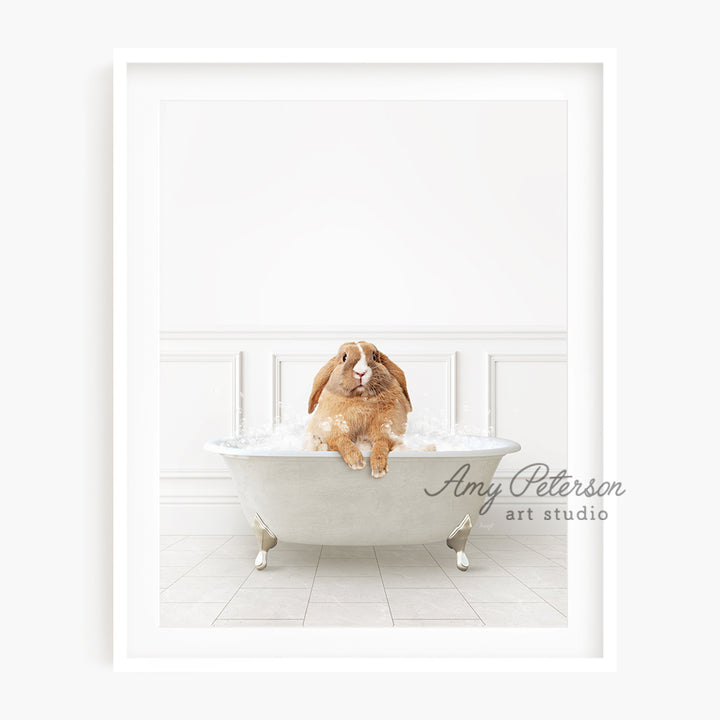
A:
[162,326,566,342]
[487,352,568,474]
[160,351,243,436]
[272,353,327,425]
[397,353,457,430]
[487,353,567,434]
[159,352,242,477]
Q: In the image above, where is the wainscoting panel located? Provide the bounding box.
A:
[159,353,242,472]
[159,328,566,535]
[488,354,568,475]
[273,354,328,425]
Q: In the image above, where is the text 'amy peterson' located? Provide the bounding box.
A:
[423,463,625,516]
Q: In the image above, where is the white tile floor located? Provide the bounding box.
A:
[160,534,567,627]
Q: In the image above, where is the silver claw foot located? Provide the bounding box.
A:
[446,514,473,571]
[252,513,278,570]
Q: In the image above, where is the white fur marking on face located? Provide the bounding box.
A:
[353,343,371,382]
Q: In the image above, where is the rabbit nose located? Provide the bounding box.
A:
[354,370,366,377]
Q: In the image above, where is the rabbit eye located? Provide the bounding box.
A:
[372,352,377,361]
[342,353,347,362]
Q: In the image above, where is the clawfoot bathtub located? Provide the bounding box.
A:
[204,436,520,571]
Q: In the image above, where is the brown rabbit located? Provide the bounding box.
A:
[303,341,412,478]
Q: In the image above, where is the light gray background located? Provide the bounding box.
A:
[0,2,716,718]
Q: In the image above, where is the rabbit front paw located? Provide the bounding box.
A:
[370,441,391,479]
[341,446,366,470]
[370,451,388,479]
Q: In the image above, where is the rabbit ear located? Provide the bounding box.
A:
[376,350,412,411]
[308,356,338,413]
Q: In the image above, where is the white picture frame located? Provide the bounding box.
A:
[114,48,617,671]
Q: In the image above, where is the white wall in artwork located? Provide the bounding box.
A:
[155,65,567,329]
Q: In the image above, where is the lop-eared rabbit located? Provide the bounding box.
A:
[303,341,412,478]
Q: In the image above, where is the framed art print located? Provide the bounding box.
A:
[114,49,617,671]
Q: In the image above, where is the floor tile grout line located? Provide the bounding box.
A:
[305,601,400,604]
[530,589,568,618]
[530,590,568,618]
[510,534,567,564]
[162,600,245,604]
[503,563,567,579]
[483,534,566,546]
[454,583,553,609]
[491,541,563,602]
[216,535,239,550]
[161,535,237,554]
[461,588,485,623]
[445,539,566,611]
[527,586,568,591]
[511,534,567,545]
[489,547,555,563]
[501,565,565,602]
[159,534,188,551]
[160,537,234,562]
[206,534,276,626]
[210,553,258,625]
[160,533,239,560]
[462,600,552,604]
[159,548,219,595]
[301,546,323,625]
[424,544,484,622]
[374,546,395,626]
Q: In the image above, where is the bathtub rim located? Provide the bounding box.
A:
[204,435,521,459]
